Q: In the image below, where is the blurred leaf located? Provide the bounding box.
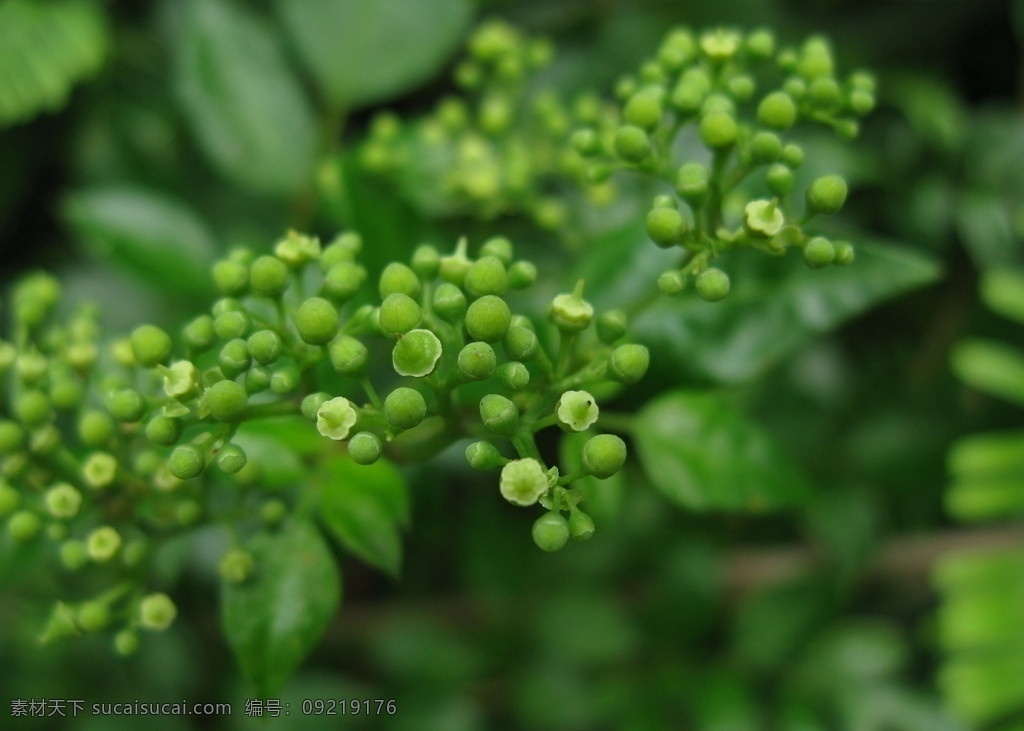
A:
[956,193,1021,270]
[629,240,941,384]
[559,431,625,523]
[319,456,410,577]
[982,268,1024,326]
[946,428,1024,520]
[222,518,340,697]
[952,339,1024,408]
[170,0,316,195]
[231,432,305,490]
[236,415,323,457]
[634,390,812,512]
[949,429,1024,477]
[798,621,908,689]
[690,669,760,731]
[0,0,108,127]
[62,185,217,297]
[276,0,473,108]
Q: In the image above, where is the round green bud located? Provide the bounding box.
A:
[301,392,331,421]
[699,111,738,148]
[466,295,512,343]
[270,364,300,394]
[658,28,696,70]
[582,434,627,478]
[83,452,118,489]
[16,351,48,384]
[213,310,249,341]
[500,458,549,506]
[624,89,663,130]
[295,297,339,345]
[571,128,601,157]
[249,256,289,298]
[183,315,216,352]
[328,335,368,377]
[65,342,98,370]
[458,342,497,380]
[77,601,110,633]
[411,244,441,279]
[507,261,538,290]
[392,329,443,377]
[16,390,52,427]
[60,539,88,571]
[496,361,530,390]
[597,310,628,343]
[8,510,42,542]
[216,443,247,474]
[260,499,287,526]
[322,261,366,301]
[646,207,686,248]
[211,297,243,318]
[780,144,804,169]
[114,629,139,656]
[833,241,855,266]
[321,233,361,268]
[104,389,146,423]
[504,325,538,361]
[766,164,795,196]
[49,378,83,411]
[219,549,255,584]
[746,28,775,57]
[433,282,468,323]
[549,289,594,333]
[532,512,570,551]
[0,420,24,454]
[749,131,782,164]
[384,387,427,431]
[676,163,710,202]
[212,259,248,296]
[480,394,518,436]
[783,77,807,100]
[806,175,848,215]
[464,256,509,298]
[695,268,731,302]
[247,330,283,365]
[29,424,60,455]
[744,199,785,237]
[138,593,177,631]
[204,379,247,422]
[613,125,651,163]
[849,89,875,116]
[798,37,834,79]
[808,77,840,109]
[728,74,756,101]
[610,344,650,384]
[0,482,19,517]
[757,91,798,130]
[701,93,736,116]
[658,270,686,295]
[803,237,836,268]
[87,526,121,562]
[218,338,251,378]
[670,78,705,114]
[168,444,205,479]
[130,325,172,367]
[348,431,383,465]
[557,390,599,432]
[466,440,507,470]
[379,293,422,334]
[379,262,421,299]
[316,396,358,441]
[479,236,514,265]
[569,510,595,540]
[145,416,181,446]
[249,365,271,395]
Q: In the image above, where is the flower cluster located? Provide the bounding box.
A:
[569,27,871,298]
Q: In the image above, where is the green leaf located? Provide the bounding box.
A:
[62,186,217,297]
[170,0,316,195]
[956,192,1022,270]
[952,339,1024,407]
[222,519,341,696]
[276,0,473,108]
[0,0,108,127]
[982,268,1024,326]
[319,456,410,577]
[633,390,811,512]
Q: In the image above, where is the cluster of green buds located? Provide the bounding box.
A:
[359,19,578,232]
[569,27,872,299]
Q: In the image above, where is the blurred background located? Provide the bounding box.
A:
[1,0,1023,729]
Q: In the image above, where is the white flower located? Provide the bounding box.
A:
[316,397,358,441]
[499,458,550,506]
[556,390,599,431]
[163,360,199,398]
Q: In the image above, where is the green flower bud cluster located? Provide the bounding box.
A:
[570,27,872,299]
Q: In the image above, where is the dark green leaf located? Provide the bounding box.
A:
[276,0,473,108]
[634,390,811,512]
[62,186,217,296]
[222,519,341,696]
[0,0,108,127]
[170,0,316,195]
[319,456,410,577]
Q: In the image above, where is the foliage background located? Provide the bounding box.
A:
[1,0,1022,729]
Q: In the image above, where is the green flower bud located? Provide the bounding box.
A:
[87,526,121,562]
[676,163,710,203]
[808,76,840,109]
[0,482,19,517]
[432,282,468,323]
[379,262,421,299]
[439,239,473,286]
[582,434,627,478]
[322,261,366,301]
[458,342,497,380]
[274,230,320,267]
[0,420,24,454]
[699,111,738,149]
[246,330,282,366]
[745,199,785,237]
[245,366,271,395]
[766,164,795,196]
[695,268,731,302]
[749,131,782,164]
[624,89,663,130]
[670,78,705,114]
[479,236,514,265]
[797,36,834,79]
[105,389,146,423]
[466,295,512,343]
[301,392,331,420]
[66,342,98,370]
[464,256,509,298]
[218,339,251,378]
[76,601,110,633]
[83,452,117,489]
[500,458,549,506]
[328,335,368,377]
[806,175,848,215]
[610,344,650,384]
[597,310,628,343]
[849,89,875,116]
[15,390,51,428]
[16,351,48,384]
[379,293,422,334]
[322,232,362,267]
[658,270,686,295]
[138,593,177,631]
[213,310,249,341]
[466,440,507,470]
[757,91,797,130]
[549,283,593,333]
[204,380,247,422]
[408,243,440,278]
[803,237,836,268]
[28,424,60,455]
[646,207,686,248]
[60,539,88,571]
[507,261,538,290]
[348,431,383,465]
[569,510,596,540]
[658,28,696,70]
[183,315,216,352]
[780,144,804,169]
[216,443,247,473]
[701,93,736,116]
[295,297,339,345]
[249,256,289,298]
[270,364,300,394]
[384,387,427,431]
[504,325,538,361]
[47,376,82,410]
[480,394,519,436]
[260,499,286,526]
[557,390,599,431]
[168,444,205,479]
[130,325,172,367]
[833,241,855,266]
[571,128,601,157]
[728,74,756,101]
[392,329,443,377]
[700,27,741,60]
[532,512,570,551]
[496,361,530,390]
[613,125,650,163]
[145,416,181,446]
[219,549,255,584]
[114,629,139,656]
[8,510,41,542]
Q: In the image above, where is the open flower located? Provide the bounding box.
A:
[316,397,358,441]
[557,390,599,431]
[499,458,550,506]
[744,198,785,237]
